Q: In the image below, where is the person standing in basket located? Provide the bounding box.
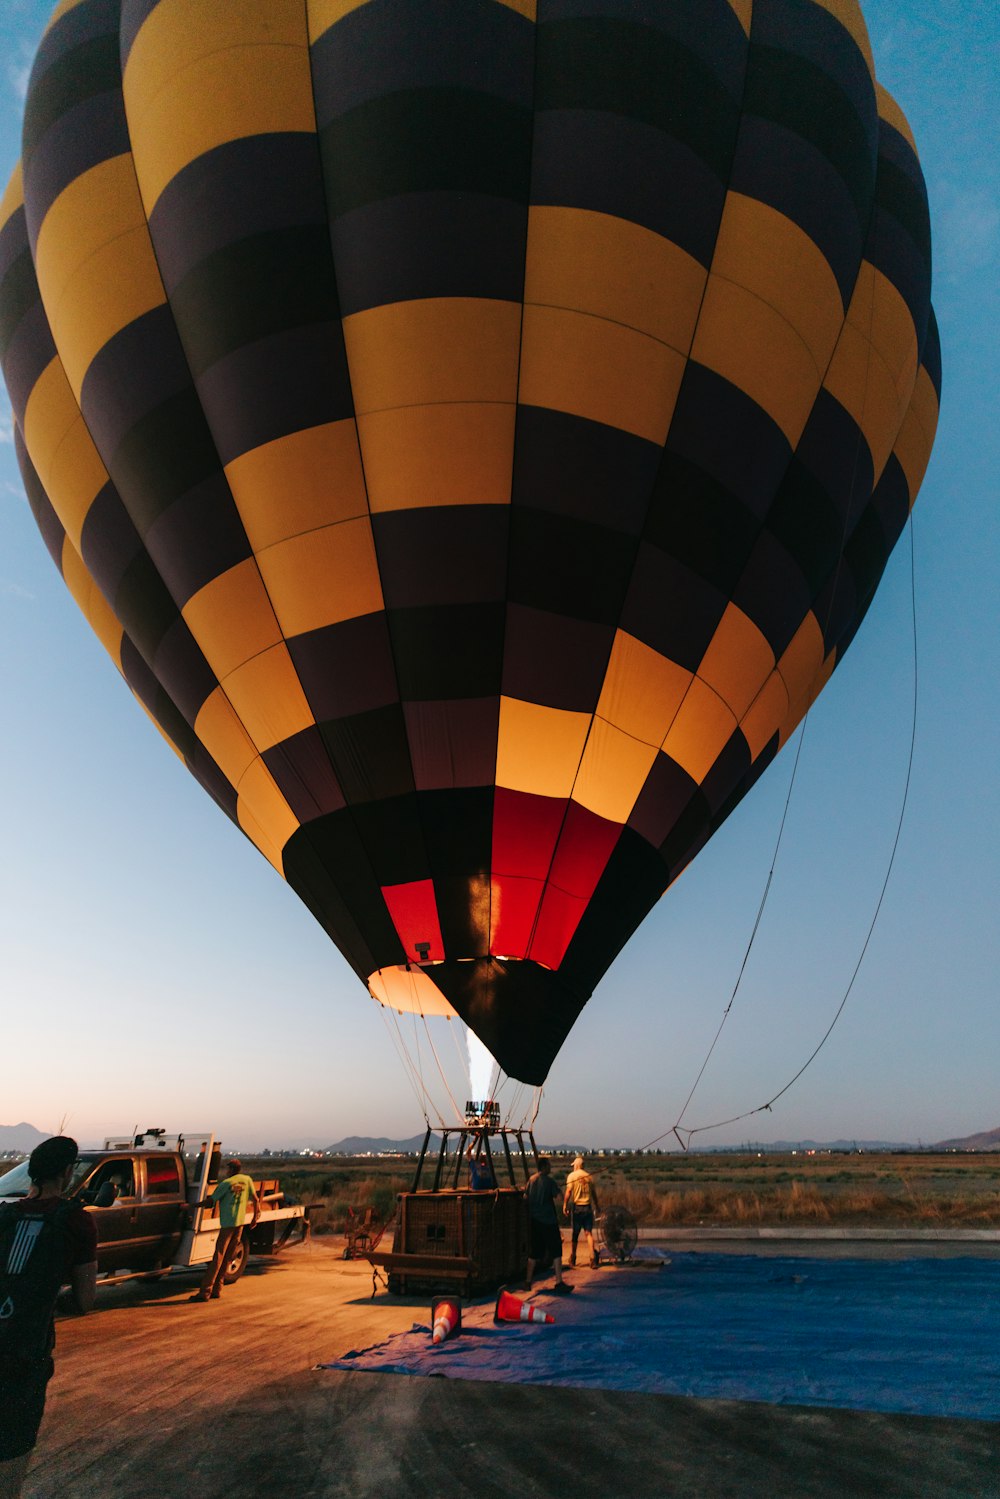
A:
[524,1157,571,1294]
[190,1159,259,1303]
[564,1154,601,1268]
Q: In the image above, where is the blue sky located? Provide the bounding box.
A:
[1,1,997,1151]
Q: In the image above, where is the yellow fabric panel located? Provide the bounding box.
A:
[342,297,521,415]
[0,163,22,234]
[220,644,314,752]
[357,403,515,512]
[739,669,789,762]
[124,0,315,212]
[697,603,775,722]
[182,559,283,681]
[225,421,369,552]
[811,0,874,78]
[849,261,918,408]
[306,0,372,42]
[572,718,658,825]
[194,686,257,789]
[775,612,825,710]
[255,517,383,637]
[691,274,821,448]
[34,156,165,396]
[662,678,737,785]
[710,193,844,375]
[519,304,685,446]
[496,696,591,800]
[877,84,918,156]
[596,630,692,747]
[893,365,940,505]
[780,648,836,746]
[236,757,300,874]
[725,0,752,35]
[525,206,707,353]
[493,0,536,15]
[823,318,902,484]
[60,541,123,667]
[22,359,106,550]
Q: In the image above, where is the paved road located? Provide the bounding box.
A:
[24,1240,999,1499]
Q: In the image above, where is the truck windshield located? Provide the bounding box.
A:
[0,1154,101,1199]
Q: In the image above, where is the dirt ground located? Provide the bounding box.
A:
[23,1238,1000,1499]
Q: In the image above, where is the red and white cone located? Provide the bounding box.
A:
[494,1287,555,1325]
[431,1296,462,1344]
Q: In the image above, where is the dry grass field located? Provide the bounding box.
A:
[254,1151,1000,1234]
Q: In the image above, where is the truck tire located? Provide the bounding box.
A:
[222,1235,249,1285]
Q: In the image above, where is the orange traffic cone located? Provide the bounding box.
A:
[431,1296,462,1344]
[494,1287,555,1325]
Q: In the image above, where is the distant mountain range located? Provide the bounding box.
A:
[933,1125,1000,1151]
[325,1134,439,1154]
[0,1122,48,1153]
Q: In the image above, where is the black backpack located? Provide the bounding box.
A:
[0,1200,75,1365]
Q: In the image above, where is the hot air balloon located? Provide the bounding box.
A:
[0,0,940,1089]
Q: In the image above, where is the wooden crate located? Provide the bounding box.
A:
[374,1188,527,1295]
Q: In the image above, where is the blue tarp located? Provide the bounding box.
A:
[324,1252,1000,1419]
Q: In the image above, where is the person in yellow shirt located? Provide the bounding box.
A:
[563,1155,601,1268]
[190,1160,259,1303]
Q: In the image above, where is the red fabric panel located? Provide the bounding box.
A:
[381,878,445,962]
[489,873,544,959]
[548,801,622,898]
[491,787,565,878]
[529,885,588,971]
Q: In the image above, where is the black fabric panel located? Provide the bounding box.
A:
[289,613,399,721]
[318,90,533,219]
[120,633,196,760]
[752,0,875,131]
[0,244,40,360]
[558,829,667,1002]
[310,0,533,122]
[22,86,129,229]
[263,727,345,824]
[404,698,499,791]
[921,308,941,400]
[869,454,910,554]
[699,729,753,817]
[731,116,864,307]
[793,388,873,536]
[319,704,415,803]
[144,474,252,608]
[530,109,726,267]
[187,740,239,824]
[331,193,527,315]
[167,225,340,378]
[512,406,659,534]
[627,751,699,849]
[195,321,354,465]
[866,202,931,348]
[150,615,218,727]
[0,205,25,282]
[148,134,329,291]
[507,508,637,626]
[545,0,748,95]
[422,788,494,954]
[535,17,741,182]
[79,480,144,603]
[430,957,587,1085]
[349,793,428,886]
[281,816,390,980]
[109,386,221,536]
[766,454,845,597]
[842,505,889,614]
[1,298,56,421]
[79,305,192,461]
[814,564,859,657]
[22,26,121,179]
[732,530,811,660]
[644,450,762,597]
[668,365,792,522]
[502,605,613,713]
[15,428,65,570]
[113,549,182,668]
[388,602,505,701]
[620,543,727,672]
[372,507,508,610]
[874,137,932,267]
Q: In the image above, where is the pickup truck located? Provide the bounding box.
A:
[0,1129,307,1288]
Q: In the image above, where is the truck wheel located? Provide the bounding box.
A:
[222,1236,249,1285]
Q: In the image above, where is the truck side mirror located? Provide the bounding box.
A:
[94,1182,118,1208]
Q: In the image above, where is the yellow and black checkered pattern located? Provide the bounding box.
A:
[0,0,940,1082]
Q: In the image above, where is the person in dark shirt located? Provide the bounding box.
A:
[523,1157,571,1294]
[0,1135,97,1499]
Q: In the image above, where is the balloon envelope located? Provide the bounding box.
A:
[0,0,940,1083]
